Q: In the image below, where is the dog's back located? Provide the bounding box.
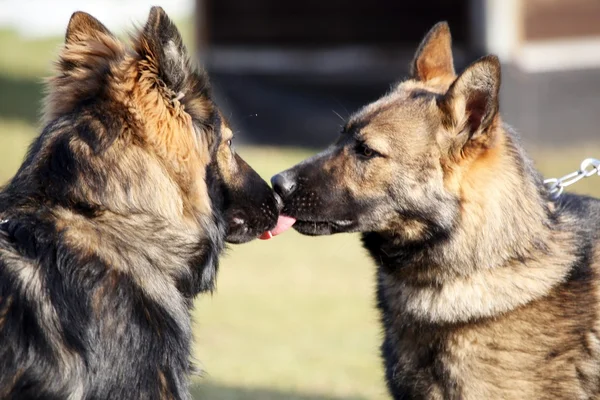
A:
[559,193,600,232]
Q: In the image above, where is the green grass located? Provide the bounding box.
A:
[1,25,600,400]
[190,148,384,400]
[2,129,600,400]
[0,129,385,400]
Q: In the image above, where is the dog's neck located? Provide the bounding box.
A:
[58,208,225,298]
[363,126,578,324]
[1,198,224,302]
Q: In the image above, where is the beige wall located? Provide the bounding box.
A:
[523,0,600,40]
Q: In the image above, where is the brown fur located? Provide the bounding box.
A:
[273,22,600,399]
[0,8,278,399]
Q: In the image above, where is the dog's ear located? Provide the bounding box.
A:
[438,55,501,139]
[65,11,113,44]
[135,6,189,93]
[411,22,455,81]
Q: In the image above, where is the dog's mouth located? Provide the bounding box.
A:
[260,216,356,238]
[293,219,356,235]
[226,206,279,244]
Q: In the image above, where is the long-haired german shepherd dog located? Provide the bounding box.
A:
[271,23,600,399]
[0,7,279,399]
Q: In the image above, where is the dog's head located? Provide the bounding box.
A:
[271,22,502,242]
[41,7,278,244]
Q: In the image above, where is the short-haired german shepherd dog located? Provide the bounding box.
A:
[272,22,600,399]
[0,7,279,399]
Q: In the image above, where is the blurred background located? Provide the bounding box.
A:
[1,1,599,399]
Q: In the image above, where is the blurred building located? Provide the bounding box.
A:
[196,0,600,147]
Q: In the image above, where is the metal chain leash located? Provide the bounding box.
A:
[544,158,600,199]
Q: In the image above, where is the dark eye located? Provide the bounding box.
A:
[226,139,232,147]
[356,142,376,158]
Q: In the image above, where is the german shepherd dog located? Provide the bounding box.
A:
[272,23,600,399]
[0,7,279,399]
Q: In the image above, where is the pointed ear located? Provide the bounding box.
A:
[65,12,112,44]
[438,55,501,138]
[136,6,189,92]
[411,22,455,81]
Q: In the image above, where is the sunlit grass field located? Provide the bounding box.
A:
[0,127,386,400]
[1,23,600,400]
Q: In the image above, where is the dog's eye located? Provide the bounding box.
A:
[356,142,376,159]
[226,134,237,148]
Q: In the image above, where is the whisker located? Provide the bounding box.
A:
[332,109,345,122]
[331,97,350,117]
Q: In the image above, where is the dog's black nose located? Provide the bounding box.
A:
[271,172,296,198]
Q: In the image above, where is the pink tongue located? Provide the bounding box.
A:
[259,215,297,240]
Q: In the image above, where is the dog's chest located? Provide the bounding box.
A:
[383,319,584,399]
[388,326,542,399]
[378,275,600,399]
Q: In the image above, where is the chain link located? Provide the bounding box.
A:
[544,158,600,199]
